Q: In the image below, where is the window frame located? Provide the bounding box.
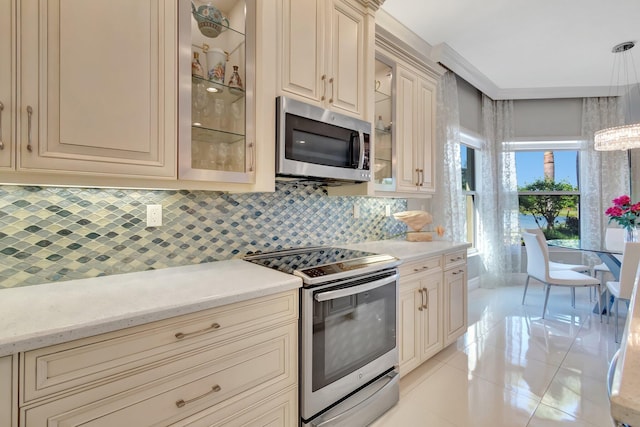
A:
[460,130,482,250]
[512,140,582,239]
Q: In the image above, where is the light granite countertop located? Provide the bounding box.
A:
[610,277,640,425]
[0,259,301,357]
[341,239,471,261]
[0,239,471,358]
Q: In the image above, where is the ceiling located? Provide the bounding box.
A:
[380,0,640,99]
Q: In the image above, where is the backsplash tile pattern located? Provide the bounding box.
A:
[0,184,407,288]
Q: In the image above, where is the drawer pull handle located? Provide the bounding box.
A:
[451,269,464,275]
[450,256,463,262]
[176,384,221,408]
[175,322,220,340]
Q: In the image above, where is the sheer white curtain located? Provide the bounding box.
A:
[478,95,521,287]
[433,71,466,242]
[580,97,628,249]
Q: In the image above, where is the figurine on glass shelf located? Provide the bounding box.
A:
[228,65,243,90]
[191,52,205,78]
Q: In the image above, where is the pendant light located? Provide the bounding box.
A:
[594,41,640,151]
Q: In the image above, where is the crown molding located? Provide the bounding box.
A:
[354,0,385,11]
[375,9,445,77]
[431,43,499,98]
[432,43,621,100]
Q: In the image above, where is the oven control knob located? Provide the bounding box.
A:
[358,372,363,379]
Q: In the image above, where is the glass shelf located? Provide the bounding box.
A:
[191,9,245,38]
[375,128,392,136]
[375,89,391,103]
[192,75,245,103]
[191,125,245,144]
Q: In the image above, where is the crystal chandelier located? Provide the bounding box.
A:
[594,41,640,151]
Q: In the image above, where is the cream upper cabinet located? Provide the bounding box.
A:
[0,0,14,170]
[177,0,278,192]
[17,0,177,179]
[395,63,437,194]
[278,0,371,119]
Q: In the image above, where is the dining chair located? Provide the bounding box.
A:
[593,227,626,279]
[604,241,640,343]
[522,232,601,319]
[525,228,591,307]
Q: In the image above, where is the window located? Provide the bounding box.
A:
[460,132,481,248]
[513,141,581,240]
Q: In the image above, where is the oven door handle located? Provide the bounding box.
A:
[314,273,398,302]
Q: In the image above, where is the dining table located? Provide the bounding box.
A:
[547,239,623,313]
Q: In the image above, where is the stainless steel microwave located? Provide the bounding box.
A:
[276,96,371,183]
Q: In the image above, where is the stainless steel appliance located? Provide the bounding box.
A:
[244,247,400,426]
[276,96,372,183]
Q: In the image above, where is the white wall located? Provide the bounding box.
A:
[513,98,582,139]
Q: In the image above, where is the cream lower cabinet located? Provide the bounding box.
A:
[444,250,468,345]
[17,0,177,179]
[398,251,468,377]
[18,290,298,427]
[398,256,443,376]
[1,355,17,427]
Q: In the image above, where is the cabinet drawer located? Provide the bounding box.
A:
[400,256,442,277]
[444,250,466,269]
[22,290,297,403]
[23,323,297,426]
[174,386,297,426]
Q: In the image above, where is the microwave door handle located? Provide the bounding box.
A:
[314,273,398,302]
[357,130,365,169]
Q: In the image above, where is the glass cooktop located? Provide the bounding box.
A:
[243,246,399,285]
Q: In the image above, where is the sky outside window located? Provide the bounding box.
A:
[516,151,578,188]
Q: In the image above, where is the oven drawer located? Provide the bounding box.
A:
[444,250,466,269]
[400,256,442,277]
[22,323,297,426]
[21,291,297,404]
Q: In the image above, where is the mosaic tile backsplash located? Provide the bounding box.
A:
[0,183,407,288]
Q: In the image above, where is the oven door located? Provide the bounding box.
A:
[300,270,399,421]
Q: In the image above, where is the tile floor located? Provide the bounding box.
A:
[372,283,625,427]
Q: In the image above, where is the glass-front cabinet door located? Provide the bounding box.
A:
[179,0,255,182]
[374,56,394,191]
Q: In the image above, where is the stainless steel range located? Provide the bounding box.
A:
[244,247,401,427]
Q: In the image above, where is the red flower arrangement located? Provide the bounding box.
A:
[605,195,640,230]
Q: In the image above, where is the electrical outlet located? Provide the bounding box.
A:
[353,204,360,219]
[385,205,391,217]
[146,204,162,227]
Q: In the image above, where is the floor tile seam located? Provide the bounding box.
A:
[526,402,604,427]
[543,366,611,408]
[441,352,548,405]
[524,401,543,427]
[398,361,448,397]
